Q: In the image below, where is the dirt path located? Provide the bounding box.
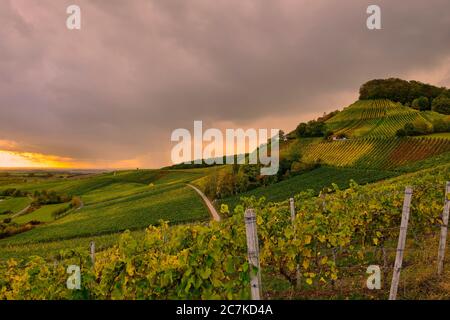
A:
[76,198,84,210]
[187,184,221,222]
[11,205,31,218]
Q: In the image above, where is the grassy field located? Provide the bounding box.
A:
[0,197,31,216]
[13,203,70,224]
[0,169,212,249]
[0,229,147,261]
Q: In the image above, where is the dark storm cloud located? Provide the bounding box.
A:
[0,0,449,167]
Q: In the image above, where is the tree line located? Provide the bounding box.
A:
[359,78,450,114]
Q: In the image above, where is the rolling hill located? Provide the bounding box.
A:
[1,80,450,300]
[292,99,450,170]
[0,168,214,253]
[216,98,450,209]
[325,99,444,138]
[1,95,450,262]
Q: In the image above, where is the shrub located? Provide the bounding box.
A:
[411,96,429,111]
[432,118,450,133]
[359,78,445,106]
[395,128,407,137]
[295,120,326,138]
[432,95,450,115]
[396,119,432,137]
[52,206,72,219]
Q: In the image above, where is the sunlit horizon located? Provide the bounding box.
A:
[0,150,142,170]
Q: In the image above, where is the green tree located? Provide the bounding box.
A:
[295,120,326,138]
[432,118,450,133]
[397,119,432,137]
[411,96,429,111]
[432,95,450,115]
[395,128,407,137]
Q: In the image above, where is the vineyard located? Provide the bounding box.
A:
[1,163,449,299]
[301,137,450,169]
[1,96,450,300]
[220,166,398,210]
[0,169,214,250]
[325,100,442,138]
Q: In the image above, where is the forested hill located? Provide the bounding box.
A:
[359,78,450,114]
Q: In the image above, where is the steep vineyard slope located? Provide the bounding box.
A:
[325,100,443,138]
[301,136,450,169]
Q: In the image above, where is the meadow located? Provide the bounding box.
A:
[0,197,31,216]
[0,169,213,254]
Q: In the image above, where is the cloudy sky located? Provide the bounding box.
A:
[0,0,449,168]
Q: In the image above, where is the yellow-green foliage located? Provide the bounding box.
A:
[0,197,31,216]
[326,100,440,138]
[13,203,70,224]
[301,137,450,169]
[1,163,448,299]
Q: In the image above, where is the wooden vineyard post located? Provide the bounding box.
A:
[244,209,262,300]
[90,241,96,267]
[290,198,301,289]
[389,187,413,300]
[289,198,296,222]
[437,182,450,276]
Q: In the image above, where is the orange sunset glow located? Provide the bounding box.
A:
[0,150,77,168]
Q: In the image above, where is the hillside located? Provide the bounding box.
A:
[301,136,450,169]
[289,99,450,170]
[210,98,450,210]
[2,161,449,299]
[1,80,450,301]
[0,168,214,253]
[1,94,450,260]
[326,100,443,138]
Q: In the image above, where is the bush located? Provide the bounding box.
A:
[411,96,429,111]
[295,120,326,138]
[359,78,446,107]
[52,205,72,219]
[432,95,450,115]
[290,161,320,174]
[0,188,28,197]
[324,130,334,140]
[396,128,407,137]
[432,118,450,133]
[396,119,432,137]
[32,190,72,205]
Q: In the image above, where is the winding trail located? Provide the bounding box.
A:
[11,205,31,218]
[187,184,221,222]
[76,198,84,211]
